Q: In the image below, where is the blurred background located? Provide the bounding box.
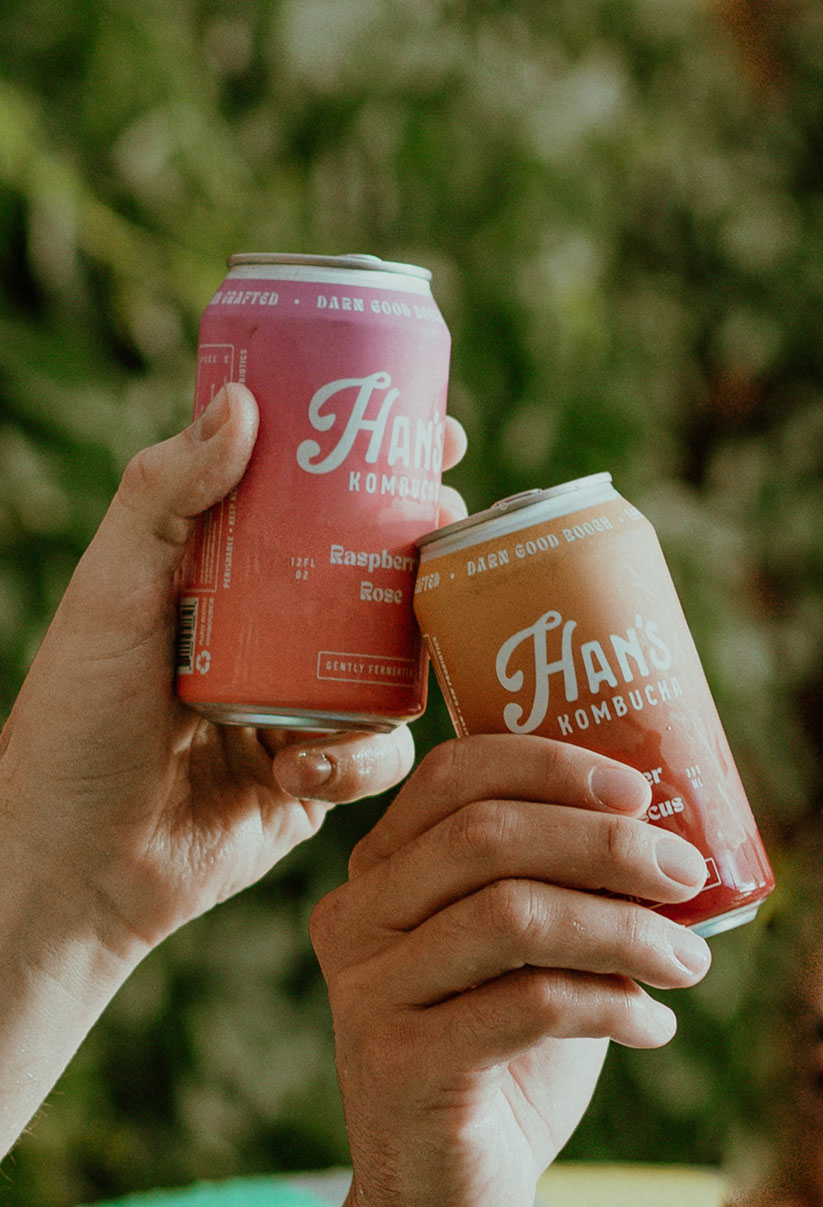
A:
[1,0,822,1203]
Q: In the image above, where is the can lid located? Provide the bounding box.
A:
[226,252,432,280]
[417,472,615,550]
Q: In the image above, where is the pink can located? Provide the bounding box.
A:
[176,253,451,731]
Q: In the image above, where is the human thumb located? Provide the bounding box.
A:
[8,384,257,714]
[47,383,258,655]
[103,382,259,583]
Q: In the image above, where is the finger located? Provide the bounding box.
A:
[442,415,468,471]
[106,383,258,582]
[368,880,711,1004]
[423,967,678,1054]
[437,484,468,526]
[270,724,415,804]
[349,735,651,876]
[438,415,469,525]
[317,803,706,958]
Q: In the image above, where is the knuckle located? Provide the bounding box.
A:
[116,442,192,551]
[510,969,588,1040]
[449,800,516,865]
[483,878,541,942]
[618,903,656,956]
[515,967,560,1017]
[347,833,372,878]
[416,738,468,795]
[308,886,346,963]
[603,814,642,869]
[119,445,160,502]
[540,737,585,796]
[447,985,495,1046]
[521,969,616,1041]
[608,976,648,1034]
[535,971,584,1034]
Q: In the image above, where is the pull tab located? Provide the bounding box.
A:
[490,489,545,512]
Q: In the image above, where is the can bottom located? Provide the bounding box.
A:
[187,701,396,733]
[690,903,761,939]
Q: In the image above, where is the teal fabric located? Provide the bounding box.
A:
[89,1177,329,1207]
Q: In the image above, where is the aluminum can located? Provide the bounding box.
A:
[176,252,451,731]
[413,474,775,937]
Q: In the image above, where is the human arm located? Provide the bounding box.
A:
[309,734,711,1207]
[0,382,467,1159]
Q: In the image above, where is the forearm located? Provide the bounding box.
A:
[0,866,140,1159]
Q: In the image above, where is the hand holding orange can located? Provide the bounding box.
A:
[413,475,775,937]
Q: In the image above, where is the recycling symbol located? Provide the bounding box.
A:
[195,650,212,675]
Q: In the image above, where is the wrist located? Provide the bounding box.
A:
[0,857,142,1022]
[0,747,150,998]
[0,773,147,1015]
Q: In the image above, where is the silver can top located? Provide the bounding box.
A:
[227,252,432,280]
[417,472,617,556]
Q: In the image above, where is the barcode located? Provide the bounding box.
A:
[177,597,199,674]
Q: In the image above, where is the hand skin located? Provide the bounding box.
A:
[0,382,467,1160]
[310,735,712,1207]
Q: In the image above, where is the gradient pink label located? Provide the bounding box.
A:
[177,273,450,725]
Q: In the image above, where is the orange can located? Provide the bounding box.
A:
[413,475,775,937]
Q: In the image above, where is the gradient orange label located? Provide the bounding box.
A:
[414,492,774,934]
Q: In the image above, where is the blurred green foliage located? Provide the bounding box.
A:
[1,0,822,1202]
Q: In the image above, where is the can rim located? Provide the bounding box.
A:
[226,252,432,280]
[417,472,615,549]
